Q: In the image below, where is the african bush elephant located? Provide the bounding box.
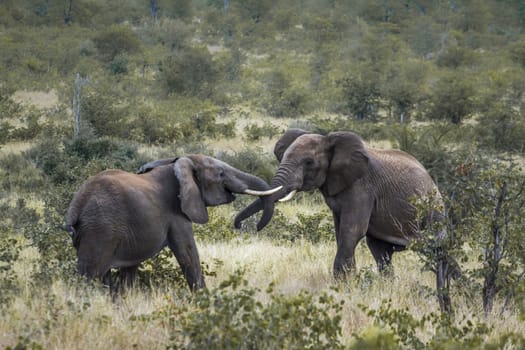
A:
[235,129,459,311]
[65,155,280,292]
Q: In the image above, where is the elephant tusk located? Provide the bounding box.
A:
[244,185,283,196]
[278,190,297,202]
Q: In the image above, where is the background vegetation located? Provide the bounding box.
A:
[1,0,524,348]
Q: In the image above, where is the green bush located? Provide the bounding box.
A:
[193,208,238,242]
[81,83,132,138]
[160,46,219,98]
[93,25,141,62]
[356,299,525,349]
[475,105,525,152]
[136,249,218,290]
[243,121,281,141]
[107,54,128,75]
[219,147,277,183]
[263,70,310,118]
[236,206,333,244]
[143,269,344,349]
[0,231,23,305]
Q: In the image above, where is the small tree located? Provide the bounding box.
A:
[425,72,476,124]
[339,65,382,120]
[469,162,525,315]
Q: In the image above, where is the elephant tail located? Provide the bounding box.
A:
[64,205,81,248]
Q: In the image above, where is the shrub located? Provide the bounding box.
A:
[143,269,345,349]
[243,121,281,141]
[193,208,237,242]
[93,25,141,62]
[263,70,310,118]
[107,54,128,75]
[475,105,525,152]
[356,299,525,349]
[81,84,131,138]
[160,47,218,98]
[219,147,277,183]
[0,231,24,305]
[424,72,476,124]
[135,249,218,290]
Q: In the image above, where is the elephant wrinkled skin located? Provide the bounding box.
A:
[65,155,277,291]
[235,129,460,312]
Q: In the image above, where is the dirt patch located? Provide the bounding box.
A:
[12,89,59,110]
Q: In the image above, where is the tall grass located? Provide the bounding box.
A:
[1,235,523,349]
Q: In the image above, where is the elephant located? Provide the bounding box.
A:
[64,154,281,292]
[235,129,459,312]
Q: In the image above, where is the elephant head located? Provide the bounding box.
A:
[65,154,280,292]
[173,155,281,224]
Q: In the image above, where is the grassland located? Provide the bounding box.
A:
[1,204,524,349]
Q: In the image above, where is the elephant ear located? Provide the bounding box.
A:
[273,128,310,162]
[174,157,208,224]
[325,131,370,196]
[137,157,178,174]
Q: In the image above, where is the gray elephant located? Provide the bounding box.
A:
[235,129,459,312]
[65,155,280,291]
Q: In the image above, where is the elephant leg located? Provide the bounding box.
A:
[332,191,374,280]
[365,235,395,275]
[118,265,139,291]
[167,218,205,291]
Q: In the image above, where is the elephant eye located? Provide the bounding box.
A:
[304,158,314,167]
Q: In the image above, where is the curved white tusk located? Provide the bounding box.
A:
[278,190,297,202]
[244,185,283,196]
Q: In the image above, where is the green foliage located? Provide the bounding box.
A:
[146,269,344,349]
[425,72,476,124]
[0,232,23,305]
[219,147,277,182]
[243,121,282,141]
[107,54,129,75]
[357,299,525,349]
[462,161,525,314]
[475,104,525,152]
[5,336,43,350]
[81,82,132,138]
[263,69,310,118]
[193,208,238,242]
[93,24,142,62]
[136,248,218,290]
[246,207,334,244]
[160,46,219,98]
[338,66,382,120]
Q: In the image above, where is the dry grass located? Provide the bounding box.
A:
[1,235,523,349]
[12,89,59,110]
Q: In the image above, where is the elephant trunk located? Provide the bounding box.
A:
[234,163,297,230]
[226,165,271,194]
[256,165,295,231]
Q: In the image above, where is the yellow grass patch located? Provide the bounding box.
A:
[12,89,59,110]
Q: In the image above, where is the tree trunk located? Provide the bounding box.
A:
[73,73,88,139]
[482,181,507,316]
[64,0,73,24]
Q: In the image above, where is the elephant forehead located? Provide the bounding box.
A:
[287,134,324,155]
[291,134,323,152]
